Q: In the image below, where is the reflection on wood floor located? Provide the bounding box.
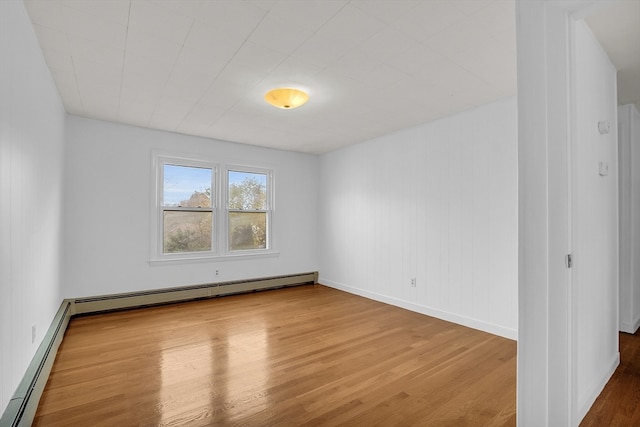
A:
[34,284,516,426]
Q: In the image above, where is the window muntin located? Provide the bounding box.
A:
[227,169,270,252]
[160,163,214,255]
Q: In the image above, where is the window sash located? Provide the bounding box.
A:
[225,166,272,252]
[157,157,216,257]
[163,210,213,254]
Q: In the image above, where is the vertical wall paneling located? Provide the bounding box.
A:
[471,116,491,324]
[0,0,66,415]
[318,97,518,339]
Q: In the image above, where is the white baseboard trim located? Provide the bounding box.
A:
[619,316,640,334]
[320,278,518,341]
[576,351,620,424]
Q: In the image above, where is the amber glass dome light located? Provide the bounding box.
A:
[264,88,309,109]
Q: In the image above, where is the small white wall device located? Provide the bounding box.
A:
[598,120,610,135]
[599,161,609,176]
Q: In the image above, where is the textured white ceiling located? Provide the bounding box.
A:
[23,0,516,154]
[22,0,638,154]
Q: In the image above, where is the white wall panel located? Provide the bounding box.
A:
[62,116,319,298]
[0,0,66,414]
[515,3,573,423]
[318,97,518,339]
[619,103,640,334]
[572,20,619,423]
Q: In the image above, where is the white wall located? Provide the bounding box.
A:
[572,20,619,422]
[0,0,66,415]
[62,116,319,298]
[515,3,620,424]
[318,97,518,339]
[618,103,640,334]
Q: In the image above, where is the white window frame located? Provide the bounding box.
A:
[150,152,278,264]
[224,165,273,253]
[151,155,217,262]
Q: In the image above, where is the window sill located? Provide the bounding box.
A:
[149,250,280,266]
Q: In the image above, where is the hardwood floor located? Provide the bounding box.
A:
[33,284,516,426]
[581,329,640,426]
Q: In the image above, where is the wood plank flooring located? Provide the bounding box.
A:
[581,329,640,426]
[33,284,516,426]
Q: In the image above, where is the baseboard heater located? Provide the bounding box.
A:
[0,301,72,427]
[0,271,317,427]
[73,272,317,315]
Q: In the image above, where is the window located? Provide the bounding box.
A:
[152,154,273,262]
[161,163,214,254]
[227,169,270,251]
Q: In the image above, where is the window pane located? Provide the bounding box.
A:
[163,164,212,207]
[229,212,266,251]
[163,211,212,253]
[228,170,267,210]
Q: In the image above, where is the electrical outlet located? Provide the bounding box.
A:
[32,325,36,343]
[410,278,417,287]
[215,269,220,277]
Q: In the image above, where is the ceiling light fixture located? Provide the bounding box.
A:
[264,88,309,109]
